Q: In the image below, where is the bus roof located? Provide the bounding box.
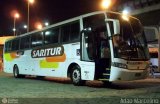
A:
[5,11,139,42]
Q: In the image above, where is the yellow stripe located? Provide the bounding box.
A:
[4,53,13,62]
[40,60,59,69]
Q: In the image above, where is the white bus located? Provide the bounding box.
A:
[149,47,158,71]
[3,11,150,86]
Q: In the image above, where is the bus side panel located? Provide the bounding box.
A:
[3,59,13,73]
[62,43,95,80]
[33,58,66,77]
[16,50,34,75]
[3,53,16,73]
[80,61,95,81]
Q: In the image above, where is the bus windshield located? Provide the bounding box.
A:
[83,12,149,61]
[108,13,150,61]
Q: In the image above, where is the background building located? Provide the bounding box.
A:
[0,36,14,71]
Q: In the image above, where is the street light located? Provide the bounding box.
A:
[101,0,111,10]
[35,22,43,30]
[44,22,49,27]
[24,25,27,29]
[122,9,130,21]
[27,0,35,32]
[23,25,28,33]
[13,13,20,36]
[36,24,43,30]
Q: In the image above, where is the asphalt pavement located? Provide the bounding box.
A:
[0,72,160,104]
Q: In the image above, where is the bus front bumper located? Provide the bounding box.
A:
[109,67,149,81]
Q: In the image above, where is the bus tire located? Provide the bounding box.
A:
[13,65,25,78]
[36,76,45,80]
[71,66,85,86]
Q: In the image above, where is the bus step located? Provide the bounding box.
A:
[101,73,110,79]
[103,73,110,76]
[105,70,110,74]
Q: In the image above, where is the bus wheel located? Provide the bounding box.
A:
[13,65,20,78]
[71,66,85,86]
[13,65,25,78]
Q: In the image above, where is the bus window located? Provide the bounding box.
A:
[61,21,80,43]
[61,24,70,43]
[70,22,80,41]
[20,36,30,50]
[83,14,105,33]
[11,39,20,51]
[5,41,11,52]
[44,28,59,45]
[31,32,43,48]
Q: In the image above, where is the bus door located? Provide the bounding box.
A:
[81,16,120,79]
[81,26,112,79]
[93,19,120,79]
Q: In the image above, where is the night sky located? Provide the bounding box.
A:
[0,0,122,36]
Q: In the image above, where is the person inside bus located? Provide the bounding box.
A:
[112,34,122,48]
[99,32,110,58]
[112,34,129,57]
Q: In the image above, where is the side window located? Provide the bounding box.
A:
[4,42,8,52]
[31,32,43,48]
[61,20,80,43]
[70,22,80,41]
[8,42,12,51]
[20,36,30,50]
[5,41,12,52]
[11,39,20,51]
[83,14,105,30]
[61,24,70,42]
[44,28,59,45]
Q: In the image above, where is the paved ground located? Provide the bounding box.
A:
[0,72,160,104]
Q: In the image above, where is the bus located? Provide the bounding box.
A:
[3,11,150,86]
[144,26,159,73]
[149,47,158,72]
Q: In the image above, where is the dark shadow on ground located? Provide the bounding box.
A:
[1,72,160,90]
[86,79,160,90]
[26,76,160,90]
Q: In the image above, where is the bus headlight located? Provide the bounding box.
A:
[112,62,128,69]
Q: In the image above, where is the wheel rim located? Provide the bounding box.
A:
[72,69,80,83]
[14,67,18,77]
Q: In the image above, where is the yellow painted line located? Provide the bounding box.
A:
[99,79,109,81]
[106,68,110,70]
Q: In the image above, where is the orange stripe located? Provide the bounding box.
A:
[10,52,17,59]
[46,54,66,62]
